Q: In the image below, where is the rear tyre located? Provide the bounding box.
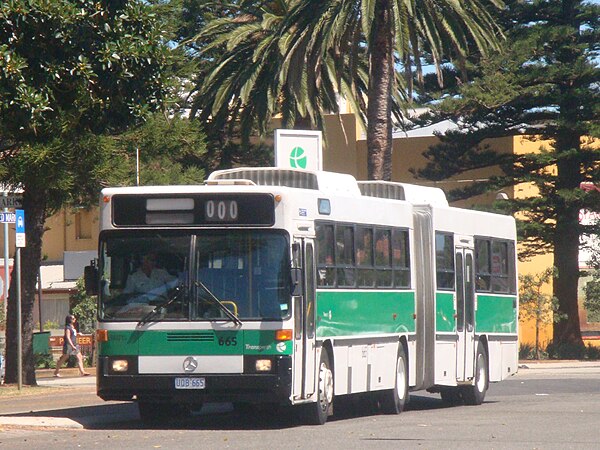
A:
[306,347,334,425]
[380,344,409,414]
[462,343,489,405]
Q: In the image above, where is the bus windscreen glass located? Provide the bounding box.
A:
[98,230,291,321]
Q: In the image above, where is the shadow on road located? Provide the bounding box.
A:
[3,393,468,430]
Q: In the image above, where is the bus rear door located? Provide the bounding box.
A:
[455,243,476,382]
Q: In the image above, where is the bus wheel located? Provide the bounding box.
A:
[380,344,408,414]
[307,348,334,425]
[462,343,489,405]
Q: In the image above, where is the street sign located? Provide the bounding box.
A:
[15,209,25,247]
[0,195,23,209]
[0,212,16,223]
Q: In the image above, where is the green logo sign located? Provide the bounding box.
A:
[289,146,307,169]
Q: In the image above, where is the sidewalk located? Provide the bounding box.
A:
[35,367,96,388]
[518,360,600,370]
[0,368,97,429]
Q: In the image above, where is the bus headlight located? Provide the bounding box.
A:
[111,359,129,372]
[255,359,272,372]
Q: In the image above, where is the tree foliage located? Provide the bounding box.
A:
[519,268,562,359]
[413,0,600,346]
[0,0,172,385]
[112,113,208,186]
[186,0,503,179]
[70,278,97,335]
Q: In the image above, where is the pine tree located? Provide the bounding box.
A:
[414,0,600,348]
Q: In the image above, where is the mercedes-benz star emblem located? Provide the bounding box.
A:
[183,356,198,373]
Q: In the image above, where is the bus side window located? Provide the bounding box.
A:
[475,239,491,292]
[356,226,374,287]
[375,228,393,288]
[491,241,509,293]
[316,222,336,287]
[435,232,455,290]
[392,228,410,288]
[336,225,355,287]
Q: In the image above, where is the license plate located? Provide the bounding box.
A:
[174,377,205,389]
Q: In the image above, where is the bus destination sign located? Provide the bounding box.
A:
[112,193,275,227]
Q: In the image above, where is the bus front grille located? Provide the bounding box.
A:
[166,332,214,342]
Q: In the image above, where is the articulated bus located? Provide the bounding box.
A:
[86,167,518,425]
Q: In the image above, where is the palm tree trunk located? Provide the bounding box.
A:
[366,0,394,181]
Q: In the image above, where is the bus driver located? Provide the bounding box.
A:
[123,252,176,299]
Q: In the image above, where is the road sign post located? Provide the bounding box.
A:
[14,209,25,390]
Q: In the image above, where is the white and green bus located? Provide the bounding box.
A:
[86,167,518,425]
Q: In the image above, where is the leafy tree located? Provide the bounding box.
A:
[0,0,171,385]
[584,250,600,323]
[70,278,97,335]
[413,0,600,347]
[519,268,561,359]
[191,0,503,179]
[112,113,208,186]
[584,271,600,323]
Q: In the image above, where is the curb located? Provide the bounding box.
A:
[518,360,600,370]
[0,416,83,429]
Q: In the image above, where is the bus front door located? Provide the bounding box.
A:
[455,247,476,382]
[292,239,317,400]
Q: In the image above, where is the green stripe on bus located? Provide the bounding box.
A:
[476,294,518,334]
[316,290,416,337]
[436,292,455,332]
[98,329,292,356]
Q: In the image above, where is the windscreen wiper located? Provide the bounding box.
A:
[137,285,182,326]
[195,280,243,326]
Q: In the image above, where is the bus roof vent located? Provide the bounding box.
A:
[208,168,319,190]
[358,181,448,207]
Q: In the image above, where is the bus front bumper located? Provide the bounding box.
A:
[96,355,292,406]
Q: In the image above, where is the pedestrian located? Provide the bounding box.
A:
[53,314,90,377]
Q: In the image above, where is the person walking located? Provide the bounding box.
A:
[53,314,90,377]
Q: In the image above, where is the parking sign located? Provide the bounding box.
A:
[15,209,25,247]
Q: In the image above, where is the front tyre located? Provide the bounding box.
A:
[380,344,409,414]
[462,343,489,405]
[306,347,334,425]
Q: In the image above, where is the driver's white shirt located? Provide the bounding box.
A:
[123,268,175,295]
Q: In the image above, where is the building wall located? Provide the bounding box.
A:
[0,208,99,261]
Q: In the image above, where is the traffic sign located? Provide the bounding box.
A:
[0,195,23,209]
[15,209,25,247]
[0,212,16,223]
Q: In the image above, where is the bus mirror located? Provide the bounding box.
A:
[291,267,302,296]
[84,262,99,296]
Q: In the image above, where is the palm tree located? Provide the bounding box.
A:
[191,0,502,179]
[189,1,407,142]
[284,0,504,180]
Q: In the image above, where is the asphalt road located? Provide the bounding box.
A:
[1,362,600,449]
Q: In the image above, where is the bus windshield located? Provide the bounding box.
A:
[98,230,291,321]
